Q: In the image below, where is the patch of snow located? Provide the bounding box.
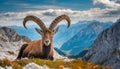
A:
[5,66,13,69]
[0,52,16,60]
[61,49,72,56]
[23,63,49,69]
[64,58,74,63]
[0,40,25,60]
[53,50,64,60]
[0,66,4,69]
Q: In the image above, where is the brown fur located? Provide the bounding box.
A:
[17,14,71,60]
[17,40,54,60]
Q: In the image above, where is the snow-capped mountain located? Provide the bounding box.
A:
[60,21,112,56]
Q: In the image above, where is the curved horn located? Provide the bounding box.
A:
[49,14,71,30]
[23,15,46,30]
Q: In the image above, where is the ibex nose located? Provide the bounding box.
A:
[44,39,50,46]
[45,40,49,43]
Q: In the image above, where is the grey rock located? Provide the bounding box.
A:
[82,19,120,69]
[0,27,31,42]
[23,63,49,69]
[0,27,31,60]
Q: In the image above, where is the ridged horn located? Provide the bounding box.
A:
[49,14,71,30]
[23,15,46,30]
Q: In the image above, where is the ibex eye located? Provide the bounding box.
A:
[40,30,43,32]
[52,30,55,32]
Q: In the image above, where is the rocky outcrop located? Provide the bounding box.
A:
[23,63,49,69]
[0,27,31,60]
[83,19,120,69]
[0,27,31,42]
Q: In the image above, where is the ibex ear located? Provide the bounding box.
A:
[35,28,43,34]
[52,27,59,34]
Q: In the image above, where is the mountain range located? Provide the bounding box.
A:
[60,21,112,56]
[8,21,92,48]
[4,20,113,58]
[8,20,113,49]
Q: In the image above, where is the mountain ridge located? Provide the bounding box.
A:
[60,21,112,55]
[82,19,120,69]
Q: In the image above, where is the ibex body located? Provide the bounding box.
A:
[17,15,71,60]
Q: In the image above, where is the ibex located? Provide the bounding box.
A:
[17,14,71,60]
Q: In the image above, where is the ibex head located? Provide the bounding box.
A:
[23,14,71,46]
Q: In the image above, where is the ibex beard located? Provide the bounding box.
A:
[17,14,71,60]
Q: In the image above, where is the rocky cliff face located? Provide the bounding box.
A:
[0,27,31,42]
[83,19,120,69]
[0,27,31,60]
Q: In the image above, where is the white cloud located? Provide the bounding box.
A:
[93,0,120,9]
[31,5,64,9]
[0,8,120,26]
[92,0,120,22]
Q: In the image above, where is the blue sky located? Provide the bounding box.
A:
[0,0,97,13]
[0,0,120,26]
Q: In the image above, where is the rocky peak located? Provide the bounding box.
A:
[82,19,120,69]
[0,27,31,42]
[116,18,120,23]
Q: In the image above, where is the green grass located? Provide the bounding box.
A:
[0,58,112,69]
